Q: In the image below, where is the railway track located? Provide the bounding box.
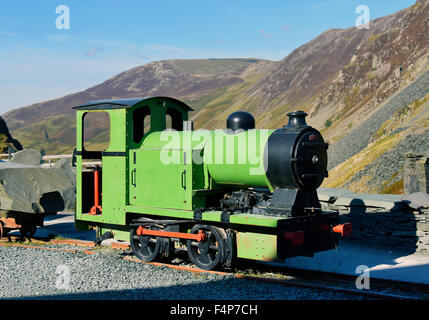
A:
[122,256,422,300]
[0,236,426,300]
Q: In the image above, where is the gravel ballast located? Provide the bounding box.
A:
[0,245,364,300]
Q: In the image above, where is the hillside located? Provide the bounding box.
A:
[3,0,429,194]
[0,117,22,153]
[3,58,270,154]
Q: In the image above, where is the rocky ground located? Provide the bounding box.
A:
[328,68,429,170]
[0,245,363,300]
[345,128,429,190]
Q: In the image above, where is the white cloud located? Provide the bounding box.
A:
[259,30,273,39]
[85,47,104,57]
[282,23,291,31]
[46,34,71,43]
[83,39,136,50]
[0,31,18,37]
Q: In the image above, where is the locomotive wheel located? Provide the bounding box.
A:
[0,223,10,239]
[130,226,161,262]
[20,225,37,239]
[186,225,226,270]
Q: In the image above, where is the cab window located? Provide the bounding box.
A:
[166,108,183,131]
[83,111,110,151]
[133,106,151,143]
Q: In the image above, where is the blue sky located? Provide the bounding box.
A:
[0,0,415,114]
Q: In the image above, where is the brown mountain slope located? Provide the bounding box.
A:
[311,0,429,140]
[251,0,429,130]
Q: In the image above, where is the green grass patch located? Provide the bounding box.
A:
[380,180,404,194]
[172,58,262,76]
[367,33,382,44]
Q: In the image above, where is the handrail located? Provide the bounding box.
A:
[0,153,74,167]
[42,154,73,160]
[0,153,72,160]
[0,153,106,169]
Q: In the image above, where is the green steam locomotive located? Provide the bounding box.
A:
[74,96,350,270]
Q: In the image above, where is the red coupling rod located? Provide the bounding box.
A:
[136,226,207,242]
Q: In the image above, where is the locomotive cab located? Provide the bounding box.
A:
[73,97,193,237]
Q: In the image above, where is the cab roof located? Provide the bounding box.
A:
[73,96,194,111]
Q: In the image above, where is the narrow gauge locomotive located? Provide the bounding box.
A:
[74,97,351,270]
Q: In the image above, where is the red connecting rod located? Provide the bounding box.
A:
[136,226,207,242]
